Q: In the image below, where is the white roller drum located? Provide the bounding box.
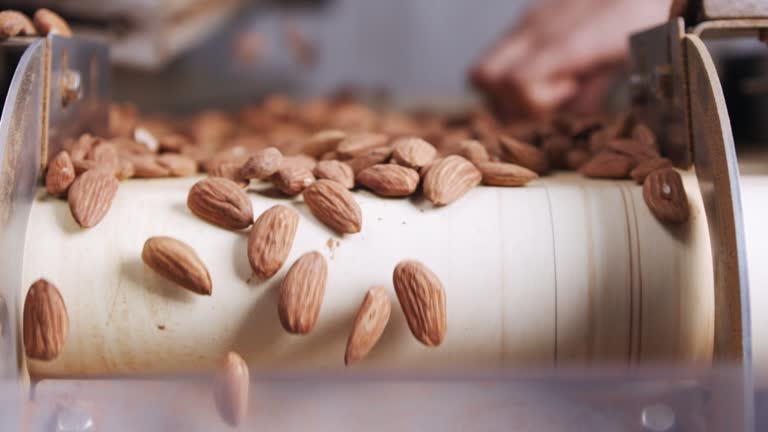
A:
[21,172,715,376]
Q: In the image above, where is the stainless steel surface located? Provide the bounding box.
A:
[685,33,753,432]
[45,35,110,168]
[693,19,768,38]
[629,20,690,167]
[641,403,676,432]
[0,38,46,380]
[701,0,768,20]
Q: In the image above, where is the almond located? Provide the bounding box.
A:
[72,159,100,175]
[115,158,135,180]
[393,260,446,347]
[142,236,213,295]
[499,135,550,174]
[271,165,315,195]
[458,140,490,165]
[187,177,253,230]
[607,138,659,162]
[33,8,72,37]
[125,154,171,178]
[86,142,120,173]
[541,134,572,168]
[391,137,437,169]
[345,286,391,366]
[0,10,37,38]
[46,151,76,197]
[346,145,394,174]
[156,153,198,177]
[23,279,68,360]
[158,134,190,152]
[213,351,250,427]
[477,162,538,186]
[643,168,689,224]
[68,168,119,228]
[336,133,389,158]
[579,151,636,179]
[564,148,591,170]
[282,154,317,172]
[302,179,362,234]
[630,157,673,184]
[313,160,355,189]
[303,129,347,157]
[356,164,419,197]
[422,155,481,206]
[239,147,283,180]
[632,122,657,150]
[248,205,299,279]
[208,161,248,187]
[69,133,98,161]
[278,251,328,334]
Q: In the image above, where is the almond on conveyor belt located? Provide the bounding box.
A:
[423,155,481,206]
[67,168,119,228]
[393,260,446,347]
[302,179,362,234]
[248,205,299,279]
[356,164,420,197]
[23,278,68,360]
[278,251,328,334]
[142,236,213,295]
[345,286,391,366]
[187,177,253,230]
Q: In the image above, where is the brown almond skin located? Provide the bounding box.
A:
[336,133,389,158]
[46,151,76,197]
[391,137,437,169]
[126,154,171,178]
[477,162,538,186]
[303,129,347,157]
[158,134,190,152]
[116,158,135,180]
[23,279,69,361]
[564,148,591,170]
[345,286,391,366]
[393,260,446,347]
[313,160,355,189]
[69,133,98,161]
[213,351,250,427]
[156,154,198,177]
[239,147,283,180]
[579,151,637,179]
[188,177,254,230]
[630,158,673,184]
[68,169,119,228]
[643,168,689,224]
[303,179,362,234]
[346,145,394,174]
[87,143,120,174]
[248,205,299,279]
[278,251,328,334]
[208,161,248,187]
[607,138,660,163]
[33,8,72,37]
[356,164,420,197]
[214,351,250,427]
[458,140,490,165]
[271,165,316,195]
[0,10,37,38]
[142,236,213,295]
[282,154,317,172]
[499,135,550,174]
[423,155,481,206]
[542,134,572,169]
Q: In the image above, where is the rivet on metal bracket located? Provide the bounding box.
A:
[641,403,676,432]
[60,70,82,107]
[54,401,94,432]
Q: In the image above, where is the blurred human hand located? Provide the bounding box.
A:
[470,0,675,119]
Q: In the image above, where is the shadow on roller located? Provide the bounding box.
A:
[230,276,285,361]
[232,233,252,283]
[50,195,82,234]
[290,200,339,237]
[119,257,196,303]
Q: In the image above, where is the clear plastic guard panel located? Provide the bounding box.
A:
[0,366,753,432]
